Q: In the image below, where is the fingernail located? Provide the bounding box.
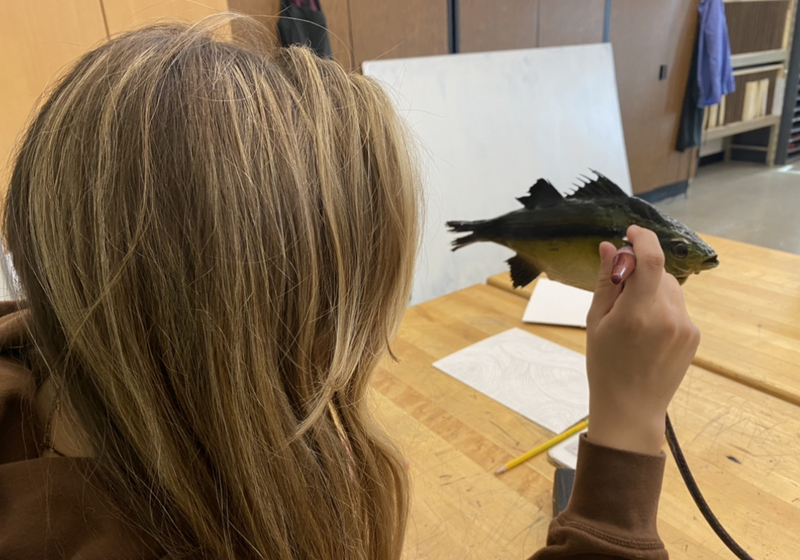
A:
[611,254,627,285]
[611,252,635,284]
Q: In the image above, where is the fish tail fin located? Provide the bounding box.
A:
[446,219,491,251]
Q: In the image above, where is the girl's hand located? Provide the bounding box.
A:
[585,225,700,455]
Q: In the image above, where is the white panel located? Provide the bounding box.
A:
[364,44,631,304]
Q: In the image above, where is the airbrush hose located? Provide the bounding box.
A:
[611,246,755,560]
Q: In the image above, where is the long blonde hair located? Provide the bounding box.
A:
[5,18,418,560]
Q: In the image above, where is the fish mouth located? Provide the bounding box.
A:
[702,255,720,269]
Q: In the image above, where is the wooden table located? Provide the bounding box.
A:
[487,234,800,409]
[374,283,800,560]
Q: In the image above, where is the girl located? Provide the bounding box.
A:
[0,19,697,560]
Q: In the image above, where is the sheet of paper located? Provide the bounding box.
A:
[522,278,594,328]
[433,328,589,433]
[547,430,586,470]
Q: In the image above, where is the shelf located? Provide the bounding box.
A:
[703,114,782,141]
[731,49,790,69]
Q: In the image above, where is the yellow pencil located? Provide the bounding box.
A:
[495,419,589,475]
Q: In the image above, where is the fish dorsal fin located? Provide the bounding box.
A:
[516,179,563,208]
[566,172,628,200]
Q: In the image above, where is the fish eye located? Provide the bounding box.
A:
[672,242,689,259]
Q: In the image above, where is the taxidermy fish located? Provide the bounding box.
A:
[446,173,719,292]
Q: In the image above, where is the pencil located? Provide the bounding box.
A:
[495,419,589,475]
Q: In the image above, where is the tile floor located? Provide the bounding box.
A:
[654,160,800,255]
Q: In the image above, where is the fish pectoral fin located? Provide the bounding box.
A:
[507,255,542,288]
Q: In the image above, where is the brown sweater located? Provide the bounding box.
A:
[0,306,667,559]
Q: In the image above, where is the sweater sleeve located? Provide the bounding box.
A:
[530,434,668,560]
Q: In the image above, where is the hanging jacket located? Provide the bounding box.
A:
[697,0,736,107]
[677,0,736,151]
[277,0,333,59]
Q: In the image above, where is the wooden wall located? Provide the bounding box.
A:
[0,0,231,191]
[102,0,229,33]
[1,0,699,196]
[459,0,539,53]
[539,0,605,47]
[459,0,605,53]
[0,0,107,187]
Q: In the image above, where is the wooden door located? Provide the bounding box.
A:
[609,0,700,194]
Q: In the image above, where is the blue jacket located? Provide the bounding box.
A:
[697,0,736,106]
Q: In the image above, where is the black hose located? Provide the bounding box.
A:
[665,413,755,560]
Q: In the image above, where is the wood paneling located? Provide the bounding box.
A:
[226,0,282,55]
[0,0,108,191]
[609,0,700,194]
[726,0,789,54]
[227,0,354,70]
[319,0,354,70]
[538,0,605,47]
[348,0,448,66]
[101,0,229,34]
[460,0,604,54]
[459,0,538,53]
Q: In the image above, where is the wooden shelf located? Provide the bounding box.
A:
[731,49,790,68]
[703,114,782,141]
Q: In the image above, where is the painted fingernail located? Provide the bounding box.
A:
[611,252,636,284]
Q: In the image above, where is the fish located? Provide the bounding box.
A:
[446,172,719,292]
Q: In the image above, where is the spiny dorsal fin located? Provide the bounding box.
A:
[516,179,563,209]
[566,171,627,200]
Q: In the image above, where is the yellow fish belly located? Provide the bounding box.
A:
[504,237,623,292]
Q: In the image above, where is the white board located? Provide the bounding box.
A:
[363,44,631,304]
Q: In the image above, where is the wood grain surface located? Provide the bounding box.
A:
[374,283,800,559]
[487,233,800,409]
[0,0,108,194]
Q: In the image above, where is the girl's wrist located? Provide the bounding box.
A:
[587,403,666,455]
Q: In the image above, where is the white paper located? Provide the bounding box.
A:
[523,278,594,328]
[547,430,587,469]
[433,328,589,433]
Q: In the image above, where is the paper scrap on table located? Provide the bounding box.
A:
[547,430,587,470]
[523,278,594,328]
[433,328,589,433]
